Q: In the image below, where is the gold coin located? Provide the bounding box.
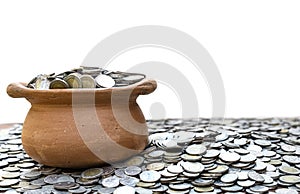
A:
[80,74,96,88]
[64,73,82,88]
[50,79,69,89]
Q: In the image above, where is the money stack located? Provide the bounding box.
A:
[27,66,145,89]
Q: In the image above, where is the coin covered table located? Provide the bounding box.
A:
[0,118,300,194]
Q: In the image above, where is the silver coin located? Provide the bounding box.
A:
[113,186,135,194]
[119,176,139,187]
[219,152,241,163]
[275,188,298,194]
[53,181,77,190]
[181,162,204,173]
[95,74,115,88]
[124,166,141,176]
[167,165,184,174]
[0,179,19,187]
[220,173,238,183]
[68,186,86,194]
[250,185,269,193]
[282,155,300,164]
[248,171,265,183]
[140,170,161,183]
[102,176,120,188]
[169,183,191,191]
[237,180,255,187]
[185,144,207,155]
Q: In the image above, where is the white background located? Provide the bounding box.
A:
[1,0,300,123]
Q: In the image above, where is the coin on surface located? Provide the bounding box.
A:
[203,149,220,158]
[282,155,300,164]
[124,156,144,166]
[275,188,298,194]
[194,186,214,193]
[220,173,238,183]
[181,162,204,173]
[49,79,69,89]
[248,171,265,183]
[124,166,142,176]
[119,176,139,187]
[53,181,77,190]
[113,185,135,194]
[0,179,19,187]
[219,152,241,163]
[240,154,257,163]
[102,176,120,188]
[140,170,161,183]
[167,165,184,174]
[186,144,207,155]
[64,73,82,88]
[95,74,115,88]
[68,186,87,194]
[237,180,255,187]
[279,175,300,184]
[250,185,269,193]
[146,163,165,171]
[81,168,103,179]
[279,165,300,175]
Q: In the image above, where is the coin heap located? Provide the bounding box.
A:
[1,118,300,193]
[27,66,146,89]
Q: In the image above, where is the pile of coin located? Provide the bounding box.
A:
[26,66,146,89]
[1,118,300,193]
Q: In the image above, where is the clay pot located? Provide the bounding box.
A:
[7,79,156,168]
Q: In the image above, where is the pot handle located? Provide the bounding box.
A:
[7,82,30,98]
[133,78,157,95]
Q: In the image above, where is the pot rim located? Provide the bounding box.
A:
[7,78,157,99]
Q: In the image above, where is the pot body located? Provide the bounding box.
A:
[7,79,156,168]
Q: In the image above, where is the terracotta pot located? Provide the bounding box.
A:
[7,79,157,168]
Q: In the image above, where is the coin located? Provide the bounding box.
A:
[64,73,82,88]
[102,176,120,188]
[279,165,300,175]
[248,171,265,182]
[185,144,207,155]
[140,171,161,183]
[250,185,269,193]
[220,173,238,183]
[95,74,115,88]
[282,155,300,164]
[124,156,144,166]
[113,185,135,194]
[146,163,165,171]
[194,186,214,193]
[167,165,183,174]
[68,186,86,193]
[237,180,255,187]
[219,151,241,163]
[49,79,69,89]
[275,188,298,194]
[240,154,257,163]
[279,175,300,184]
[81,168,103,179]
[124,166,142,176]
[80,74,96,88]
[53,181,77,190]
[119,176,139,187]
[181,162,204,173]
[0,179,19,187]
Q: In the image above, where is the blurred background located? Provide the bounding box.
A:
[1,0,300,123]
